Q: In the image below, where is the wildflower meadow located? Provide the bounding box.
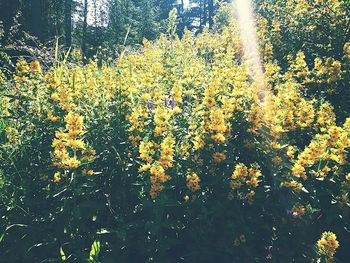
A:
[1,0,350,262]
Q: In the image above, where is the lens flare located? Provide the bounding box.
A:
[235,0,266,98]
[184,0,190,10]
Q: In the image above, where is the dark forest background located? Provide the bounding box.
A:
[0,0,229,68]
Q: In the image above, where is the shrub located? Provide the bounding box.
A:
[0,25,349,262]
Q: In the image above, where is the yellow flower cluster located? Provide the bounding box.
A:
[282,180,303,192]
[186,172,201,192]
[29,61,42,75]
[13,59,30,82]
[291,120,350,183]
[316,102,336,131]
[2,10,350,213]
[230,163,262,202]
[154,107,172,136]
[138,134,176,198]
[313,57,342,84]
[139,141,155,163]
[53,172,62,183]
[257,17,274,61]
[287,51,310,80]
[209,108,227,144]
[149,163,170,199]
[6,127,19,144]
[291,163,307,180]
[52,112,94,172]
[2,4,350,261]
[159,135,175,169]
[127,106,148,145]
[259,82,316,136]
[317,231,340,263]
[212,152,226,163]
[344,42,350,60]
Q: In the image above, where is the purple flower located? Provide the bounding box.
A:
[266,246,273,260]
[165,97,168,107]
[171,97,175,109]
[148,99,153,111]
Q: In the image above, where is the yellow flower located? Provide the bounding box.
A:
[159,135,175,169]
[231,163,248,180]
[149,163,171,198]
[346,173,350,181]
[65,112,84,138]
[287,146,296,159]
[291,163,307,180]
[53,172,61,183]
[186,173,201,192]
[213,152,226,163]
[282,180,303,192]
[209,108,226,134]
[47,112,60,122]
[316,102,336,129]
[139,141,155,163]
[317,232,339,263]
[294,51,309,78]
[171,85,183,104]
[246,190,256,202]
[63,157,81,169]
[51,93,60,102]
[171,106,182,114]
[344,42,350,60]
[65,139,85,149]
[154,107,171,136]
[230,164,262,195]
[211,133,226,144]
[193,134,205,150]
[291,204,305,218]
[6,127,19,143]
[183,195,190,202]
[52,112,93,170]
[29,61,42,74]
[138,164,151,173]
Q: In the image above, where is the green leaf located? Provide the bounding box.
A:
[89,240,100,263]
[60,247,67,261]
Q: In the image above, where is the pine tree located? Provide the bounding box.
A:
[82,0,88,57]
[65,0,72,46]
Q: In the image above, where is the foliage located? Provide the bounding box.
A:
[256,0,350,120]
[1,16,350,261]
[1,1,350,263]
[214,2,233,32]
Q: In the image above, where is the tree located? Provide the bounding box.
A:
[139,0,160,40]
[208,0,214,29]
[82,0,88,57]
[30,0,43,41]
[65,0,72,46]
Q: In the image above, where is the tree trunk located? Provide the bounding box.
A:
[208,0,214,29]
[202,0,207,30]
[65,0,72,47]
[93,0,98,46]
[199,0,203,30]
[82,0,88,59]
[31,0,43,41]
